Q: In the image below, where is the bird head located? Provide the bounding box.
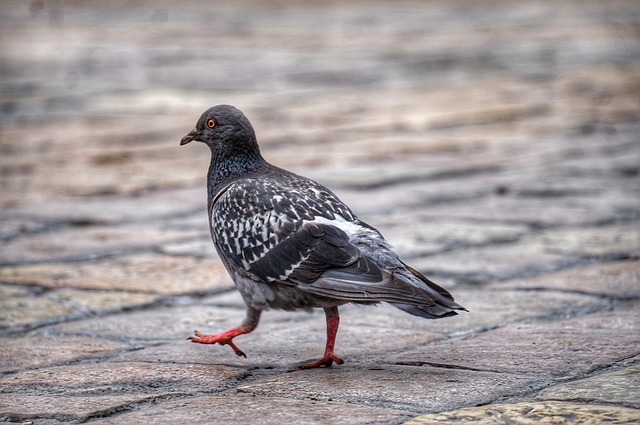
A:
[180,105,259,154]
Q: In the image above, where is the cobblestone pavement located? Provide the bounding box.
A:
[1,0,639,423]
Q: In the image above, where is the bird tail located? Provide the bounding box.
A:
[295,258,467,319]
[391,302,462,319]
[390,262,467,320]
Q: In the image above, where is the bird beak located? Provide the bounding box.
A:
[180,129,199,146]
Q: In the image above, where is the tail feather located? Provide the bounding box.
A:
[391,302,461,319]
[392,262,467,319]
[297,257,467,319]
[401,261,456,301]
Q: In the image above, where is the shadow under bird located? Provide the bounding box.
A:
[180,105,466,369]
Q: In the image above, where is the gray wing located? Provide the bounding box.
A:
[211,175,464,317]
[210,174,362,282]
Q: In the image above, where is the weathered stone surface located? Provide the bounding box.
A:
[54,288,158,312]
[326,160,639,220]
[411,241,570,282]
[1,187,204,225]
[69,304,441,369]
[200,288,247,309]
[0,253,231,294]
[1,0,639,423]
[387,310,640,378]
[337,289,603,337]
[0,216,49,241]
[0,394,157,423]
[107,341,254,369]
[0,126,210,205]
[412,225,640,282]
[226,308,442,368]
[237,365,535,413]
[159,239,216,258]
[371,217,529,258]
[0,362,246,422]
[491,260,640,298]
[0,287,75,329]
[107,322,334,370]
[531,224,640,258]
[92,395,414,425]
[404,401,640,424]
[48,305,250,343]
[0,223,202,264]
[0,361,244,394]
[65,287,604,369]
[538,365,640,409]
[417,194,640,228]
[0,335,125,373]
[0,285,160,331]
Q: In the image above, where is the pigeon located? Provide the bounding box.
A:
[180,104,466,369]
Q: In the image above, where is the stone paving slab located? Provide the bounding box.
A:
[0,253,231,294]
[1,0,639,423]
[412,224,640,283]
[0,363,246,422]
[50,304,440,369]
[387,309,640,378]
[538,365,640,409]
[0,283,74,330]
[1,362,245,396]
[411,241,571,283]
[369,217,530,259]
[1,187,204,225]
[90,395,414,425]
[0,394,161,424]
[0,287,157,333]
[0,335,125,374]
[415,194,640,228]
[237,365,536,413]
[531,224,640,258]
[0,222,201,264]
[405,401,640,424]
[339,289,603,337]
[43,286,605,369]
[492,260,640,299]
[47,305,251,343]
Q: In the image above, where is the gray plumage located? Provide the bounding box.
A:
[181,104,465,368]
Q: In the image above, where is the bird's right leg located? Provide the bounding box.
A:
[188,307,261,358]
[298,306,344,369]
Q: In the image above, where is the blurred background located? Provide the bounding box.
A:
[2,0,638,208]
[1,2,639,421]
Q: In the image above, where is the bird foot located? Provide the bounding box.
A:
[187,328,247,358]
[297,352,344,370]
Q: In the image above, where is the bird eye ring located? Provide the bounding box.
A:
[206,119,217,128]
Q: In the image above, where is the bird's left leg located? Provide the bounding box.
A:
[188,306,261,358]
[298,306,344,369]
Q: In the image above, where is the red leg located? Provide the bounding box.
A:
[299,306,344,369]
[188,307,261,358]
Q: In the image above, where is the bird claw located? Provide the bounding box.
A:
[186,329,199,341]
[297,353,344,370]
[187,329,247,358]
[228,342,247,358]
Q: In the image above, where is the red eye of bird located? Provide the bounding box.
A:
[207,119,216,128]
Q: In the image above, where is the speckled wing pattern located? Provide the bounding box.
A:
[209,170,460,315]
[210,172,369,284]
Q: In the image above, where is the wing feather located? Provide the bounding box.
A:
[210,174,465,318]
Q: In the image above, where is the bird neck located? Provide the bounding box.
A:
[207,148,268,203]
